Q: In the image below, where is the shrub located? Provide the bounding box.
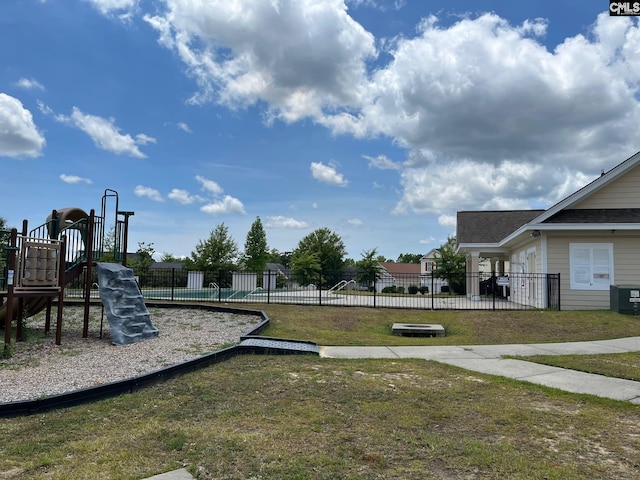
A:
[418,286,429,294]
[408,285,419,295]
[381,286,396,294]
[396,286,405,294]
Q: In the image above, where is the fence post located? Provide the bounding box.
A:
[373,275,377,308]
[492,271,496,311]
[170,268,175,302]
[267,269,271,304]
[431,274,435,310]
[318,271,322,306]
[557,273,561,311]
[217,270,222,302]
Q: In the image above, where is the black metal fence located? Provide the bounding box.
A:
[68,268,561,311]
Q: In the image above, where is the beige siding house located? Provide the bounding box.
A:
[456,151,640,310]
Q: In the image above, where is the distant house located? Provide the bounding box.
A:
[456,151,640,310]
[378,262,421,292]
[419,249,449,293]
[150,261,184,270]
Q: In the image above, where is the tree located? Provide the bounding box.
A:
[396,253,422,264]
[433,237,466,294]
[243,217,269,273]
[160,252,182,263]
[130,242,155,270]
[290,251,321,287]
[186,223,239,271]
[266,248,292,268]
[356,248,385,290]
[291,228,346,288]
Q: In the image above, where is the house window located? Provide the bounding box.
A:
[426,261,436,272]
[569,243,614,290]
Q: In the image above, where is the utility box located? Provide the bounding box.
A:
[610,285,640,315]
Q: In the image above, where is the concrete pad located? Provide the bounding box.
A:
[319,346,399,358]
[438,358,640,402]
[525,341,635,356]
[587,337,640,352]
[440,359,562,378]
[386,346,484,360]
[143,468,194,480]
[465,344,558,358]
[392,323,445,337]
[524,370,640,402]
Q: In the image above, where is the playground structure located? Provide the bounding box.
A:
[1,189,134,347]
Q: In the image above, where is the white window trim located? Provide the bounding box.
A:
[569,243,614,291]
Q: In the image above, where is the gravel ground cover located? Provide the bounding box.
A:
[0,306,261,403]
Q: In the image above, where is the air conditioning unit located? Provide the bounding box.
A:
[610,285,640,315]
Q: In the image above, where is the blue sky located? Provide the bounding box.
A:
[1,0,639,261]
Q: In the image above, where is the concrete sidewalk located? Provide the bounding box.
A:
[320,336,640,404]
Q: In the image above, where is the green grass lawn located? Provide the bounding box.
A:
[248,304,640,346]
[2,305,640,479]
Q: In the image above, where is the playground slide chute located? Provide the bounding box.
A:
[1,207,90,324]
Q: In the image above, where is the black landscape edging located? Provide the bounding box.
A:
[1,304,316,418]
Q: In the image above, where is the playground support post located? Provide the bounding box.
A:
[3,229,17,349]
[55,235,67,345]
[82,210,96,338]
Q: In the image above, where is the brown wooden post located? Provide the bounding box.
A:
[83,209,96,338]
[55,235,67,345]
[44,298,52,333]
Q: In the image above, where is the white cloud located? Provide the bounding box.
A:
[177,122,192,133]
[144,0,376,120]
[0,93,46,158]
[56,107,154,158]
[15,78,44,90]
[310,161,348,187]
[140,6,640,215]
[395,160,593,216]
[168,188,202,205]
[195,175,224,195]
[437,215,456,228]
[265,215,309,229]
[86,0,138,21]
[347,218,364,227]
[200,195,246,215]
[364,154,401,170]
[134,185,164,202]
[60,174,92,184]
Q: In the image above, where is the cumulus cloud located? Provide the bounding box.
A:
[364,154,401,170]
[15,78,44,90]
[195,175,224,195]
[201,195,246,215]
[86,0,138,20]
[123,5,640,217]
[143,0,376,120]
[310,161,348,186]
[168,188,202,205]
[60,174,92,184]
[347,218,364,227]
[0,93,46,158]
[55,107,155,158]
[177,122,192,133]
[265,215,309,229]
[134,185,164,202]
